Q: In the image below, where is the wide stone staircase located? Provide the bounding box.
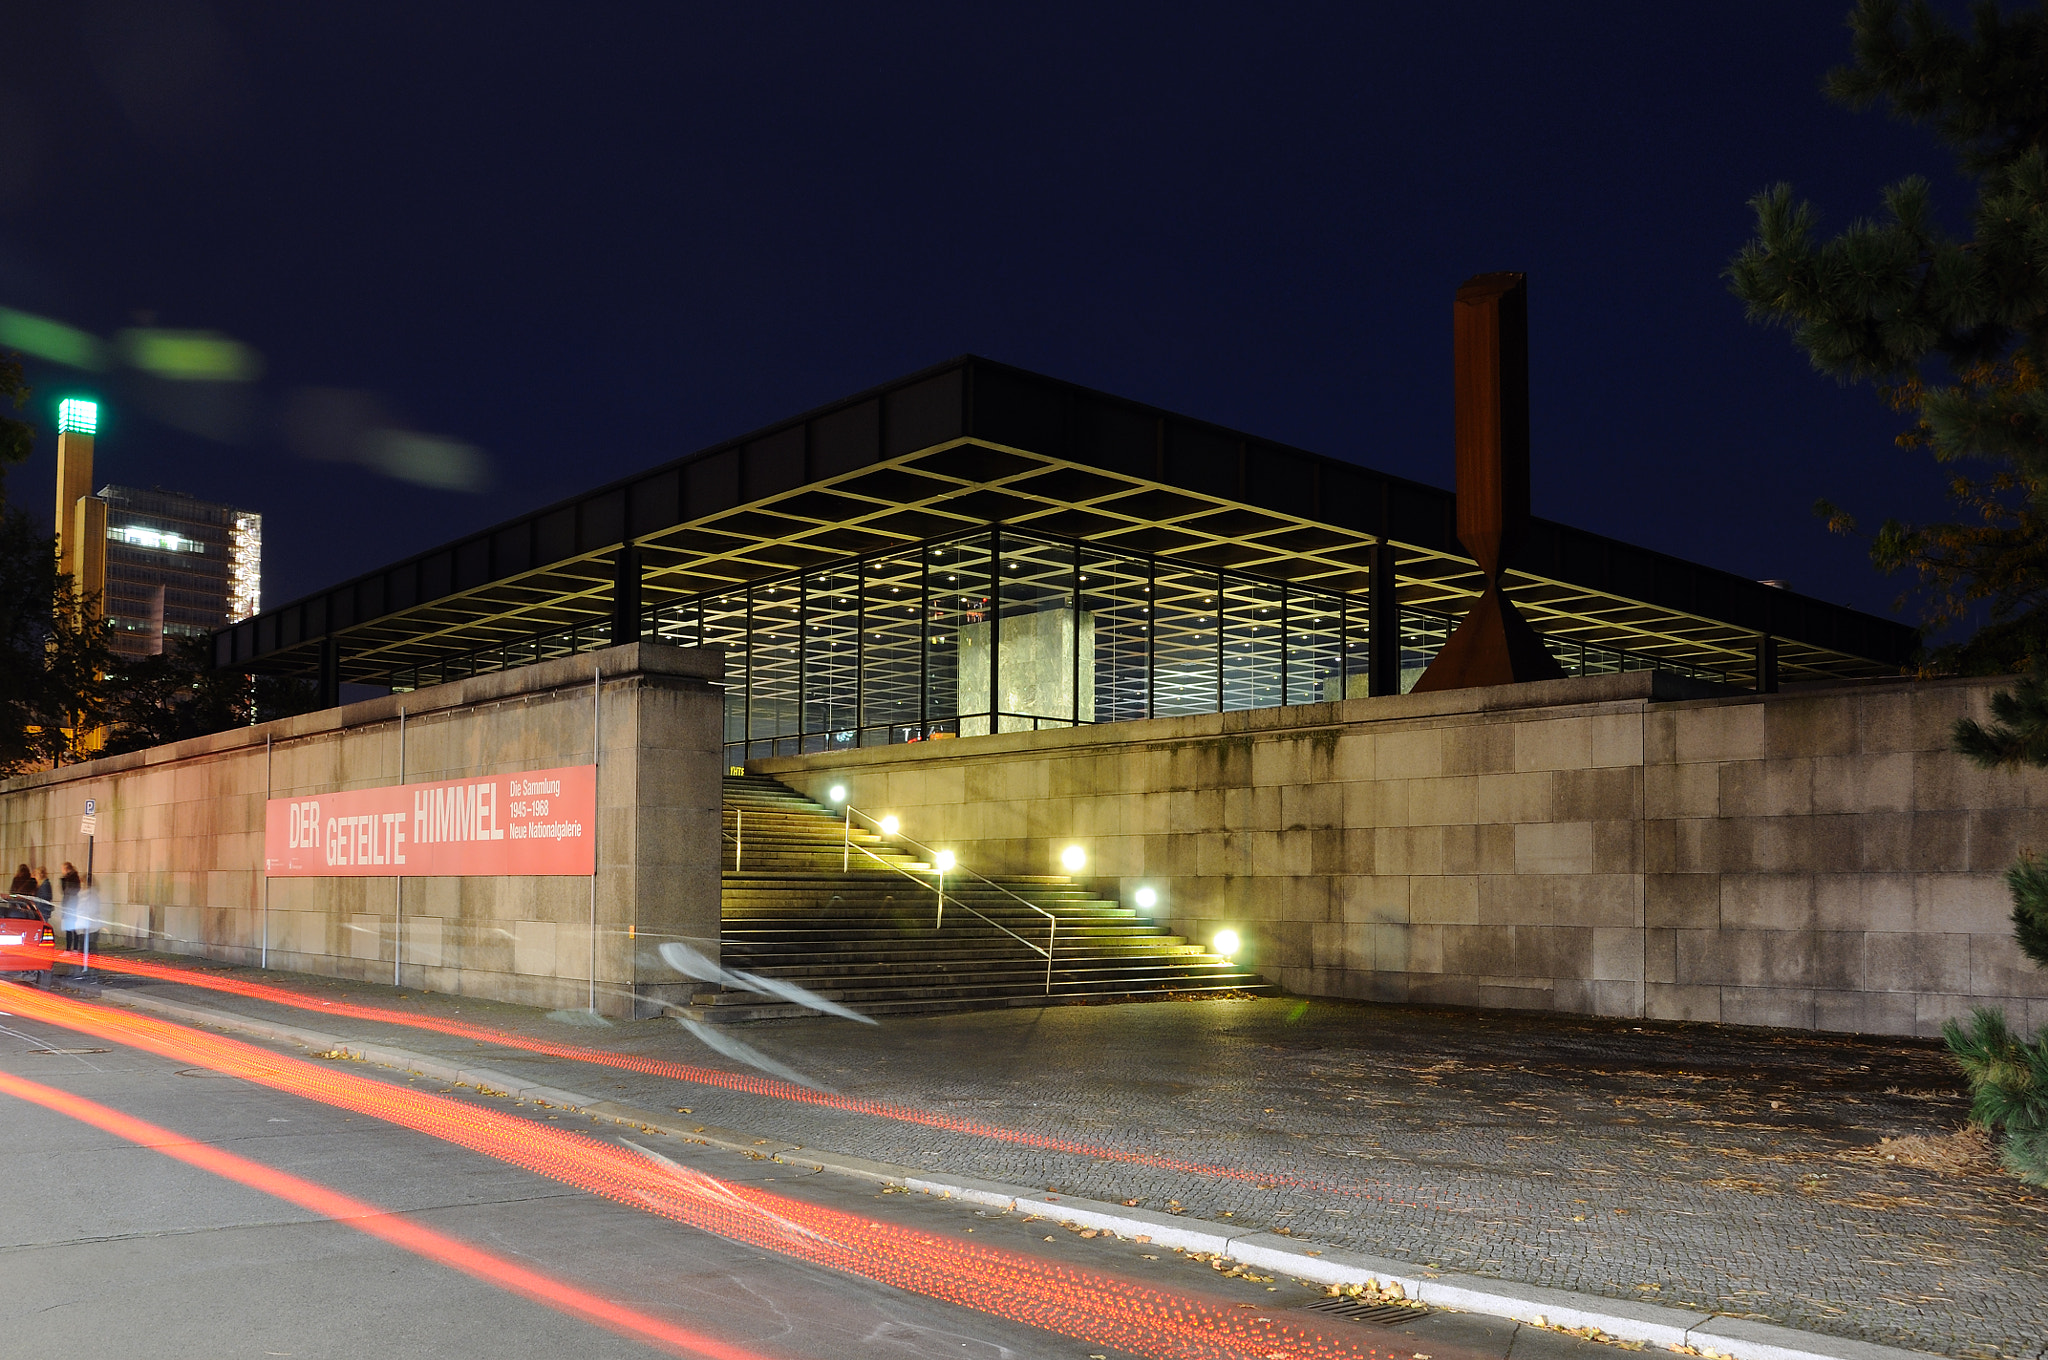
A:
[693,772,1271,1020]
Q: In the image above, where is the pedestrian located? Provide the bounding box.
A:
[66,875,100,979]
[58,863,80,951]
[33,866,51,906]
[7,864,30,897]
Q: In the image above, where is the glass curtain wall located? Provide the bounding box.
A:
[1221,578,1284,713]
[801,566,859,753]
[861,552,923,744]
[1151,564,1221,719]
[919,538,986,738]
[1082,546,1153,726]
[384,524,1747,750]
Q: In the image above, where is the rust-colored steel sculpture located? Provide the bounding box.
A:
[1411,271,1565,693]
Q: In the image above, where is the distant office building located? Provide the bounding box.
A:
[98,484,262,659]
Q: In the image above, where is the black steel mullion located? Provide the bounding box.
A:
[1146,552,1156,720]
[856,563,867,742]
[920,543,931,738]
[1071,538,1082,725]
[796,569,809,744]
[1279,580,1289,707]
[1214,570,1224,714]
[989,525,1002,735]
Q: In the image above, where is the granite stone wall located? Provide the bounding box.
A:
[754,671,2048,1037]
[0,642,724,1017]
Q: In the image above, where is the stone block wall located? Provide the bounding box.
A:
[754,672,2048,1037]
[0,642,724,1017]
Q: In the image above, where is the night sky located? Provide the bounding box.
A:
[0,4,1963,635]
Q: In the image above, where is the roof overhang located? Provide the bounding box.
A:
[217,357,1917,685]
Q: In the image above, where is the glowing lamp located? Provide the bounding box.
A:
[1059,844,1086,873]
[827,784,846,804]
[58,398,98,435]
[1213,929,1241,959]
[934,850,956,873]
[1134,886,1157,910]
[879,815,899,836]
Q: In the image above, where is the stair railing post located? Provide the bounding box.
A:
[842,803,851,873]
[935,867,944,931]
[735,808,742,873]
[1046,917,1055,994]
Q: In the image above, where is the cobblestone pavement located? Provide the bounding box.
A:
[79,955,2048,1360]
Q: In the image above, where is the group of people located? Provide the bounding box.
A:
[7,861,99,958]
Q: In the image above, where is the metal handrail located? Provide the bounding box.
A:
[842,805,1057,993]
[843,829,958,905]
[724,806,935,906]
[721,809,743,872]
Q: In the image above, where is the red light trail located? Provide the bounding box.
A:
[0,1065,772,1360]
[0,981,1396,1360]
[29,949,1429,1205]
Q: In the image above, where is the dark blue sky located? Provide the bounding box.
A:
[0,3,1965,632]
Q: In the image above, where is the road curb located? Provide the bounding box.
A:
[93,985,1942,1360]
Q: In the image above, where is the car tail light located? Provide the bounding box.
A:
[38,927,52,945]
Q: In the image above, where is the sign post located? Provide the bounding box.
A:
[79,799,97,978]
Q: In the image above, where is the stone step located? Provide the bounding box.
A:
[718,891,1126,911]
[686,979,1277,1023]
[719,933,1175,950]
[720,917,1161,933]
[698,965,1262,1004]
[720,912,1156,927]
[720,882,1112,901]
[722,935,1196,955]
[719,952,1214,976]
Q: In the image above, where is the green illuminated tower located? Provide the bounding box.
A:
[53,398,106,614]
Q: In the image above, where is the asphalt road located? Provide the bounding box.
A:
[73,954,2044,1360]
[0,982,1591,1360]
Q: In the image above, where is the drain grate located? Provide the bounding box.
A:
[1303,1297,1430,1327]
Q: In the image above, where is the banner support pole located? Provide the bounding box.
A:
[590,668,600,1015]
[262,734,272,969]
[395,707,406,988]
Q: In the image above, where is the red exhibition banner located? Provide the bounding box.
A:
[264,764,596,878]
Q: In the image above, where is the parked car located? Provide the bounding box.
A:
[0,896,54,983]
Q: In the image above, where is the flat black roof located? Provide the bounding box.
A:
[215,355,1917,684]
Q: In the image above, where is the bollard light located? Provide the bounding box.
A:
[827,784,846,804]
[1213,928,1241,959]
[1134,886,1157,910]
[880,815,900,836]
[934,849,956,873]
[1060,844,1086,873]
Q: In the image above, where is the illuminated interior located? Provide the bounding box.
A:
[114,525,203,552]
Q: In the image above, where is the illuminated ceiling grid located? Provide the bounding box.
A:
[319,437,1887,685]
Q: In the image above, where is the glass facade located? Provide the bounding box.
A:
[386,525,1747,758]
